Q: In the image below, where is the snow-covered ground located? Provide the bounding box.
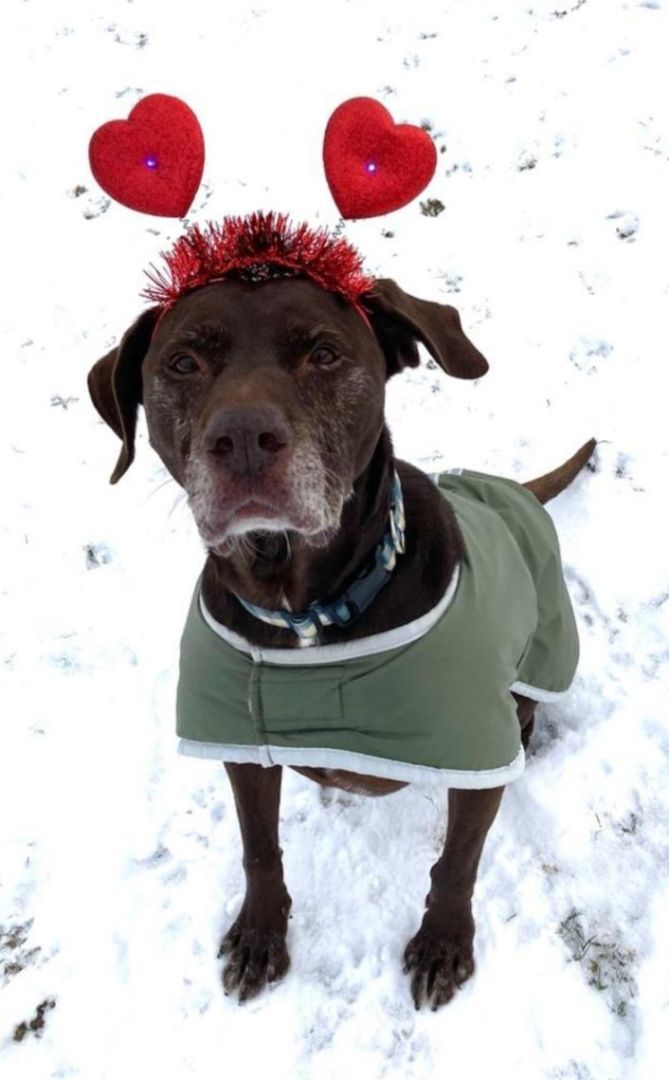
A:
[2,0,668,1076]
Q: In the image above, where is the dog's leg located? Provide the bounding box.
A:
[219,763,292,1001]
[403,785,504,1010]
[513,691,537,750]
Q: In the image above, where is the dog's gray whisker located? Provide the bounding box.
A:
[143,474,178,504]
[166,491,189,521]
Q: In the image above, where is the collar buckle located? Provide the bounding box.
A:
[327,596,360,627]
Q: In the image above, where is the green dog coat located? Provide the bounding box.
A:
[176,469,579,787]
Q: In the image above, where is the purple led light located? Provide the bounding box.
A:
[144,155,159,170]
[366,161,377,173]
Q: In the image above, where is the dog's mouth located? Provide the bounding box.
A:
[184,451,347,549]
[191,485,294,540]
[227,495,281,519]
[221,495,290,531]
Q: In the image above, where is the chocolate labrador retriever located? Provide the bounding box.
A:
[88,274,594,1010]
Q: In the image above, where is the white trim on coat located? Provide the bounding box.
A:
[509,680,570,703]
[178,738,526,789]
[198,562,462,666]
[430,467,463,481]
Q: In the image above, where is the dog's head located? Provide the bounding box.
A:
[88,276,487,551]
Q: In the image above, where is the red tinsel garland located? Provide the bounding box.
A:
[142,210,376,316]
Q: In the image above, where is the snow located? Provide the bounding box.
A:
[1,0,668,1076]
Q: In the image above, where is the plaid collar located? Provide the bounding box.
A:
[232,469,406,641]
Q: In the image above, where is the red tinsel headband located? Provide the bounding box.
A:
[141,210,376,331]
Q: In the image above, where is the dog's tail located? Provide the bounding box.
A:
[523,438,596,505]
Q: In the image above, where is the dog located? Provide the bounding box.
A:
[88,272,594,1010]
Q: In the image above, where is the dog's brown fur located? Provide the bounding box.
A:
[89,274,594,1009]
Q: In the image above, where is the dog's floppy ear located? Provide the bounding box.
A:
[363,278,488,381]
[87,307,158,483]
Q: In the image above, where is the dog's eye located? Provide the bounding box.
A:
[169,354,199,375]
[310,345,339,367]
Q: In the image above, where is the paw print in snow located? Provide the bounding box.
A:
[606,210,639,241]
[569,337,613,375]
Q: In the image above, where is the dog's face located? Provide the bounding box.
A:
[142,278,387,551]
[88,276,488,551]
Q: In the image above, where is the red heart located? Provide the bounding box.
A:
[89,94,204,218]
[323,97,437,219]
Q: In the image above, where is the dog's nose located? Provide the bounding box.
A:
[202,405,292,477]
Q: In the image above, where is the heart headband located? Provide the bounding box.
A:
[88,93,437,317]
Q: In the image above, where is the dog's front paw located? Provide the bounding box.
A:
[403,908,475,1011]
[219,892,292,1003]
